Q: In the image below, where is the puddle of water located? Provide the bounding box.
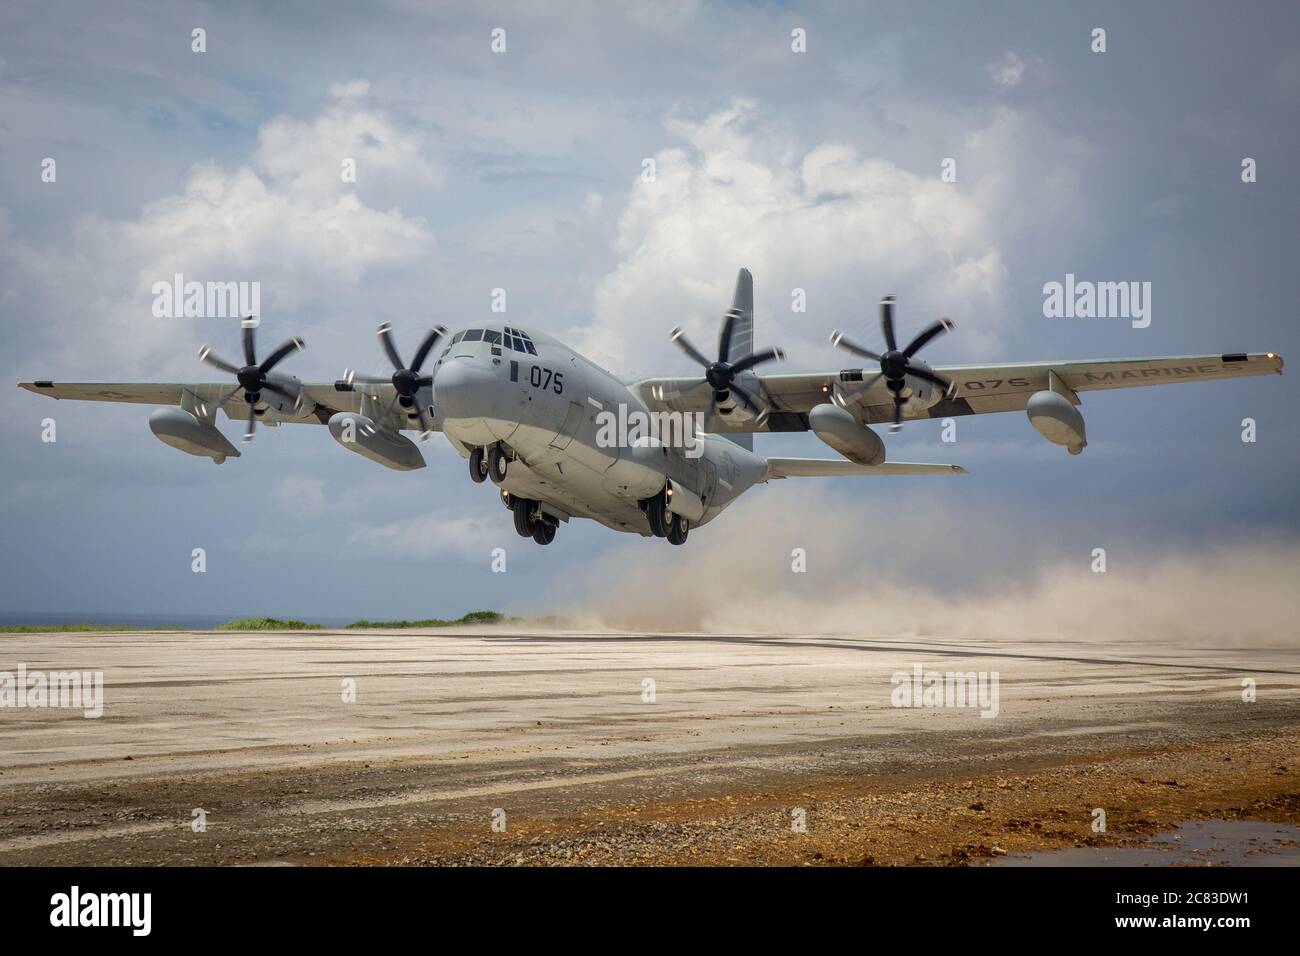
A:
[991,820,1300,867]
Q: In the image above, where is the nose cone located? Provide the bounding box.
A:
[435,357,497,420]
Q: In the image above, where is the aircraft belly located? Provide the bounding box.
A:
[503,430,648,534]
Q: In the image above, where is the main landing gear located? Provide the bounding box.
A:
[504,492,557,546]
[640,487,689,545]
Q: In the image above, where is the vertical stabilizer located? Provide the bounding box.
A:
[725,268,754,451]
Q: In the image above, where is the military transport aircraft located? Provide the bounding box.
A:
[19,269,1283,545]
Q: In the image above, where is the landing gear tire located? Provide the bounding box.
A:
[468,447,488,483]
[532,520,556,545]
[666,512,689,546]
[644,490,668,537]
[488,445,509,484]
[512,496,536,537]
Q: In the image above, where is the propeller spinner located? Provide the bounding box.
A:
[830,295,955,432]
[199,318,306,443]
[345,323,446,435]
[669,307,784,424]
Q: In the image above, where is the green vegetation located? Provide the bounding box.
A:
[0,623,179,633]
[3,610,504,633]
[214,617,323,631]
[345,610,503,629]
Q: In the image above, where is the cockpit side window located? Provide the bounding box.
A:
[483,329,502,345]
[450,330,465,344]
[462,328,484,342]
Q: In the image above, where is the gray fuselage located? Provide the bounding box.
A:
[430,323,766,536]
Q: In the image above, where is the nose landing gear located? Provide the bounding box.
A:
[487,445,509,484]
[468,444,510,484]
[468,446,489,483]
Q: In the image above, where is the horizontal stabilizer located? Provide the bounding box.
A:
[764,457,966,479]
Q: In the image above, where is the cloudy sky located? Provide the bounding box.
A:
[1,1,1297,627]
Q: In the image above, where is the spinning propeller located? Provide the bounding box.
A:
[669,308,784,424]
[345,323,446,435]
[199,318,306,443]
[830,295,955,431]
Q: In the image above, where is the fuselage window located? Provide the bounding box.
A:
[462,329,483,342]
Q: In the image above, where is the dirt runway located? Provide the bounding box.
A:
[1,628,1297,865]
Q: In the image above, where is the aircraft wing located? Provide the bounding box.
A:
[16,380,378,422]
[637,352,1283,430]
[764,458,966,479]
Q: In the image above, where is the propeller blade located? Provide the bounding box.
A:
[829,331,883,362]
[413,403,427,433]
[410,326,446,373]
[861,372,884,391]
[242,321,257,366]
[259,337,305,374]
[243,406,256,443]
[880,296,897,351]
[416,375,434,388]
[717,308,740,362]
[211,384,242,411]
[198,347,240,374]
[377,323,405,371]
[669,327,712,369]
[261,381,293,399]
[728,347,785,375]
[891,396,904,429]
[903,318,954,358]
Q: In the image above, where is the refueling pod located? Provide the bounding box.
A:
[328,412,426,471]
[809,403,886,465]
[1026,389,1086,455]
[149,407,241,463]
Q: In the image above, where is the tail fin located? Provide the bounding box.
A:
[726,267,754,451]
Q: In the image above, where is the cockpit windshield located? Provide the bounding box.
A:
[450,326,537,355]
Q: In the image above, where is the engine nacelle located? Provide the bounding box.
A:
[809,403,885,465]
[1026,390,1086,455]
[149,407,241,463]
[900,361,946,409]
[328,412,426,471]
[710,388,759,425]
[258,375,314,418]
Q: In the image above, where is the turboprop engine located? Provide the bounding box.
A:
[1026,389,1087,455]
[808,403,885,465]
[710,386,762,424]
[149,407,241,464]
[328,412,426,471]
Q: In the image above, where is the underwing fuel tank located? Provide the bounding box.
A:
[328,412,426,471]
[1026,389,1087,455]
[149,407,241,463]
[809,403,886,465]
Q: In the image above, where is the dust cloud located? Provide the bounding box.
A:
[543,485,1300,647]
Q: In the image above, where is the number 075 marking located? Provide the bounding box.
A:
[529,364,564,394]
